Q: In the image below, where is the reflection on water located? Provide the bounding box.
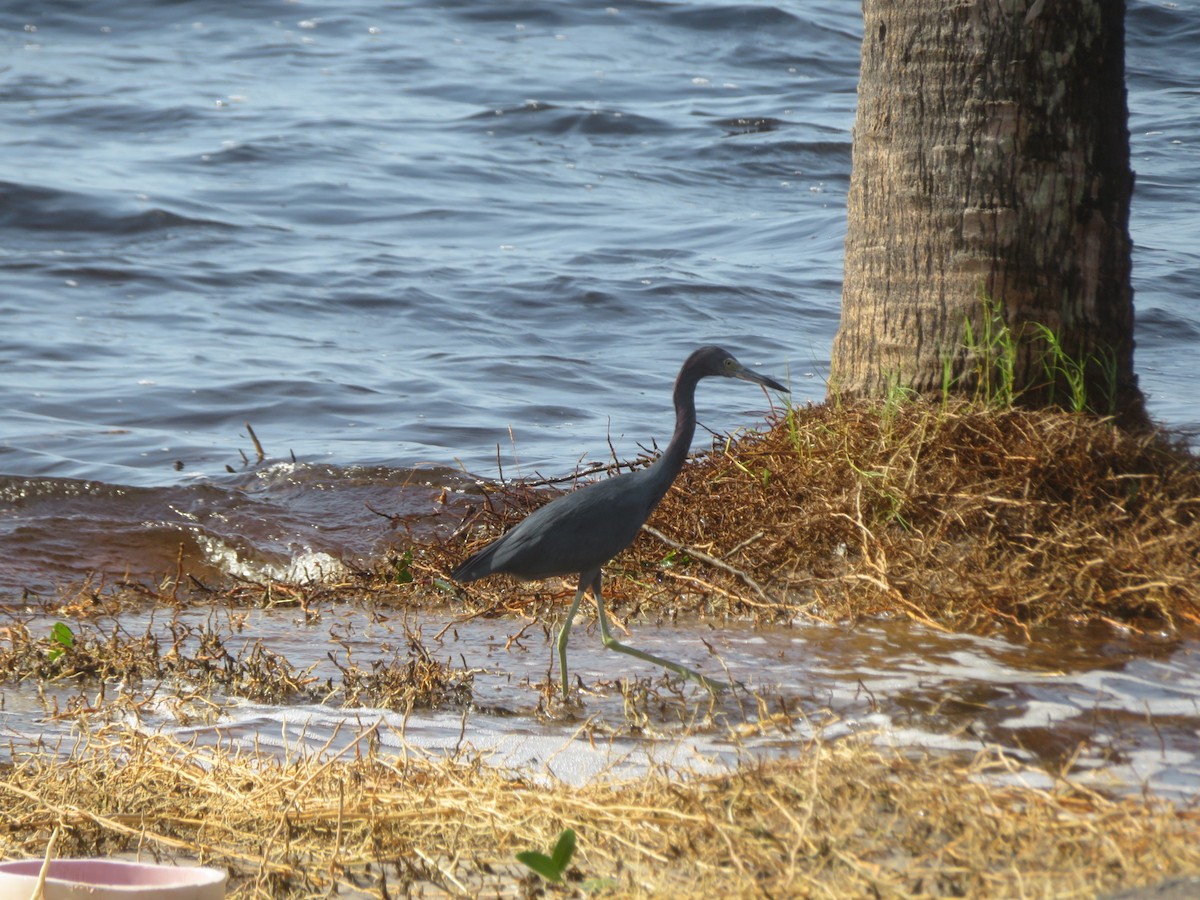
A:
[1,603,1196,799]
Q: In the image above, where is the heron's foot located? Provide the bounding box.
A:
[651,655,731,693]
[689,669,734,694]
[668,661,735,695]
[599,632,733,695]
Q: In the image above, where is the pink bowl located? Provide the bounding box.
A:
[0,860,225,899]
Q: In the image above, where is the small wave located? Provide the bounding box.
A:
[0,475,129,507]
[1136,306,1200,342]
[467,101,669,138]
[444,2,570,27]
[195,535,347,584]
[34,101,201,134]
[712,116,790,135]
[191,132,354,167]
[664,4,800,32]
[1128,0,1200,46]
[0,465,468,596]
[0,181,235,236]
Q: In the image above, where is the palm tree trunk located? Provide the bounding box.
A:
[831,0,1145,423]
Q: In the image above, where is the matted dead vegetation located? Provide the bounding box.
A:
[0,612,474,713]
[1,726,1197,898]
[438,399,1200,634]
[24,400,1199,636]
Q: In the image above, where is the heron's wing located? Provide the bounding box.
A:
[458,470,654,582]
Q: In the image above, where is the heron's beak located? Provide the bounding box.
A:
[734,363,788,393]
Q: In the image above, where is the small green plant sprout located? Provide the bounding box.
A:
[1032,321,1088,412]
[391,549,415,585]
[963,287,1018,407]
[47,622,74,662]
[939,349,959,405]
[881,371,917,424]
[1031,322,1119,415]
[660,547,692,568]
[517,828,576,883]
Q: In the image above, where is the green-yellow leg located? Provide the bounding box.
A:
[590,573,730,694]
[556,580,587,699]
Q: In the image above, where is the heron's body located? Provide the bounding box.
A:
[452,345,786,697]
[452,469,657,582]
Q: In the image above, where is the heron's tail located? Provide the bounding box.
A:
[449,541,499,583]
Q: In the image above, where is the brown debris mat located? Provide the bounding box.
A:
[21,400,1198,636]
[439,399,1200,634]
[1,727,1197,898]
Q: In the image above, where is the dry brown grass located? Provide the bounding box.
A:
[441,400,1200,635]
[1,726,1197,898]
[30,401,1198,636]
[0,613,473,712]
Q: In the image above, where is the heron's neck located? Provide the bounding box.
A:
[641,367,701,509]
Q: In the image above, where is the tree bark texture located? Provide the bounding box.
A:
[831,0,1144,420]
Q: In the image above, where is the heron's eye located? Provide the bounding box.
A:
[724,358,735,371]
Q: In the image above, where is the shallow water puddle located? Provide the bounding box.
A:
[2,604,1197,799]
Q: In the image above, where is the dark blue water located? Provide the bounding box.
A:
[1,1,1197,592]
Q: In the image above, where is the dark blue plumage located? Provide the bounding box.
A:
[452,346,786,697]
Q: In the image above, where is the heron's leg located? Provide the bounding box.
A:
[556,577,588,699]
[590,573,730,694]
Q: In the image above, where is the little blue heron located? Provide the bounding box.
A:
[451,346,787,698]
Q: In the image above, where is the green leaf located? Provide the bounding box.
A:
[517,828,576,882]
[51,622,75,648]
[47,622,75,662]
[515,851,562,882]
[661,549,691,568]
[392,550,414,585]
[551,828,576,872]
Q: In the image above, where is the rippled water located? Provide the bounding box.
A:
[2,605,1196,799]
[2,2,1198,794]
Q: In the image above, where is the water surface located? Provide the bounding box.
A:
[2,604,1195,799]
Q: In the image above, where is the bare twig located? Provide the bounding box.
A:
[245,421,266,462]
[642,523,783,610]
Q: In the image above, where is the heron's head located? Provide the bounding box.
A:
[686,345,787,392]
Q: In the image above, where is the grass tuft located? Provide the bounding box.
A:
[447,400,1199,632]
[1,727,1197,897]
